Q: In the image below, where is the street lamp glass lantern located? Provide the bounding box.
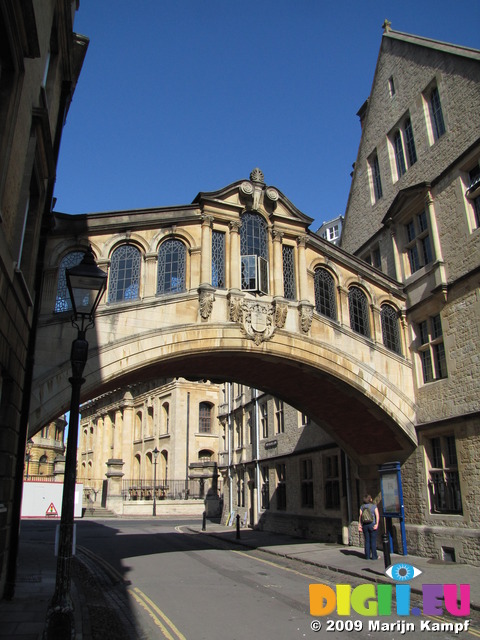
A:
[66,247,107,321]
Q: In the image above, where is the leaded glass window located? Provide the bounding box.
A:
[394,130,406,178]
[55,251,85,312]
[404,117,417,166]
[348,286,370,337]
[381,304,402,354]
[372,153,383,201]
[314,268,337,320]
[157,239,186,295]
[108,245,141,303]
[282,245,295,300]
[199,402,212,433]
[212,230,225,288]
[430,86,446,140]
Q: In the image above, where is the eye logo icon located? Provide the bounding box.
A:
[386,563,422,582]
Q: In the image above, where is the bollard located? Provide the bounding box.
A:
[236,514,240,539]
[382,532,391,570]
[202,511,206,531]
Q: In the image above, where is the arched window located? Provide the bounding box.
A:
[240,212,268,293]
[198,449,213,461]
[55,251,85,312]
[134,411,142,441]
[38,454,49,476]
[108,245,141,303]
[160,450,168,481]
[133,454,141,482]
[199,402,212,433]
[157,239,186,295]
[314,268,337,320]
[348,286,370,337]
[162,402,170,434]
[381,304,402,354]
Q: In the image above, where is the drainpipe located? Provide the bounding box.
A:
[185,392,190,498]
[342,451,352,545]
[254,388,261,520]
[227,383,233,514]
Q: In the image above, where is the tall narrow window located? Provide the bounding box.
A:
[325,455,340,509]
[301,459,314,508]
[240,212,268,293]
[212,230,225,288]
[261,466,270,510]
[109,245,141,303]
[157,239,186,295]
[260,402,268,439]
[381,304,402,354]
[370,153,383,202]
[199,402,212,433]
[276,464,286,510]
[348,287,370,338]
[282,245,295,300]
[314,268,337,320]
[405,211,433,275]
[393,130,406,178]
[275,399,284,434]
[417,314,448,383]
[466,165,480,228]
[427,435,462,514]
[55,251,86,312]
[404,117,417,166]
[430,86,446,140]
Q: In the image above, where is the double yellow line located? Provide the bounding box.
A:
[129,586,186,640]
[77,545,186,640]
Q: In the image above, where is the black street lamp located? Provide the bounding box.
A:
[44,247,107,640]
[25,438,34,479]
[152,446,159,517]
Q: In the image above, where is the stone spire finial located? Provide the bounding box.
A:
[250,168,265,184]
[382,19,392,33]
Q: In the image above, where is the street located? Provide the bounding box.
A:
[19,519,480,640]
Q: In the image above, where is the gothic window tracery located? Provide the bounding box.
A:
[157,239,186,295]
[55,251,85,312]
[108,245,141,303]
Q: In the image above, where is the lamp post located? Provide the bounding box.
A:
[25,438,34,479]
[44,247,107,640]
[152,446,159,516]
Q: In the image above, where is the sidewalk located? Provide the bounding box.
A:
[187,522,480,611]
[0,535,88,640]
[1,521,478,639]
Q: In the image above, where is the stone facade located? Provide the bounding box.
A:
[0,0,87,597]
[342,24,480,563]
[77,378,222,516]
[24,417,66,480]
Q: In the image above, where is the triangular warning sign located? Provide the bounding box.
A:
[46,503,58,517]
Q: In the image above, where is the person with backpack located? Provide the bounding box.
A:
[358,494,380,560]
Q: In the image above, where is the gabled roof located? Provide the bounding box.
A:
[383,25,480,62]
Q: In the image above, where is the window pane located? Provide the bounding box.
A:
[348,287,370,337]
[241,255,257,290]
[240,212,267,259]
[404,118,417,166]
[212,231,225,288]
[421,349,434,383]
[372,154,383,201]
[314,268,337,320]
[430,87,446,140]
[157,239,186,294]
[394,130,406,177]
[109,245,141,303]
[381,304,402,354]
[55,251,85,312]
[282,245,295,300]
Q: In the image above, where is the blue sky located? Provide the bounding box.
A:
[53,1,479,231]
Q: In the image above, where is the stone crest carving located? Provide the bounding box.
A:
[242,300,275,345]
[228,298,288,345]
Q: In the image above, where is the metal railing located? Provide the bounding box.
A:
[122,478,222,501]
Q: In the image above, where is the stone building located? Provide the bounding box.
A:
[217,383,349,542]
[24,416,66,480]
[0,0,87,597]
[341,23,480,563]
[77,378,222,516]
